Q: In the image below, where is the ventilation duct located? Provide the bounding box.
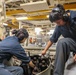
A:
[20,0,50,12]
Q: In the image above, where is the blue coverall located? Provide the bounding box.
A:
[50,10,76,75]
[0,36,30,75]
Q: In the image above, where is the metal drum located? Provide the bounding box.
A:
[36,63,51,75]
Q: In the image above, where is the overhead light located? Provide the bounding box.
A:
[3,23,8,26]
[47,15,49,18]
[16,17,28,20]
[35,27,43,35]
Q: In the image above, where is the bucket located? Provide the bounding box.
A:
[36,63,51,75]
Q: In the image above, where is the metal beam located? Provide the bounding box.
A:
[6,3,76,16]
[8,24,18,28]
[27,15,48,20]
[6,9,51,16]
[64,3,76,9]
[6,10,25,16]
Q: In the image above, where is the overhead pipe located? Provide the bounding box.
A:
[5,0,21,4]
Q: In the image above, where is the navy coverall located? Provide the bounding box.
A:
[50,10,76,75]
[0,36,30,75]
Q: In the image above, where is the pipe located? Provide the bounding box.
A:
[5,0,21,4]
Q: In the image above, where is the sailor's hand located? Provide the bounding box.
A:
[73,54,76,61]
[29,61,35,68]
[41,50,46,55]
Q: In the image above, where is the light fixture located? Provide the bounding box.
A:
[3,23,8,26]
[35,27,43,35]
[46,15,49,18]
[16,17,28,20]
[47,29,54,35]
